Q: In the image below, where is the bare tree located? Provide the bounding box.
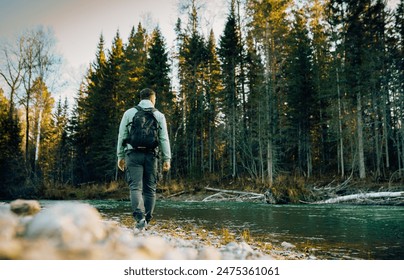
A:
[13,26,60,170]
[0,37,24,116]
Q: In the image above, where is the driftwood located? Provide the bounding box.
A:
[313,191,404,204]
[389,169,404,187]
[312,176,352,197]
[165,190,187,198]
[203,187,265,202]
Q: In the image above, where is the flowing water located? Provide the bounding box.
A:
[39,199,404,260]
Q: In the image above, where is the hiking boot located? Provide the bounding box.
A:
[135,218,147,231]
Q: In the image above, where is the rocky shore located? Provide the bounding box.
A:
[0,199,310,260]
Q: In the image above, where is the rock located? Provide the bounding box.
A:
[220,241,264,259]
[163,248,187,259]
[24,202,107,248]
[0,200,294,260]
[178,247,198,260]
[281,241,296,249]
[0,209,18,241]
[197,246,221,260]
[20,239,61,260]
[0,239,23,259]
[137,236,170,259]
[10,199,41,216]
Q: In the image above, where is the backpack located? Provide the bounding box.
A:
[123,106,160,151]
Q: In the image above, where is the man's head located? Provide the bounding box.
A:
[140,88,156,105]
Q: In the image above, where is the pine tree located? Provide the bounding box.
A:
[177,1,209,178]
[246,0,292,185]
[90,30,124,181]
[309,0,333,175]
[0,89,26,198]
[204,30,223,174]
[218,0,243,178]
[244,31,265,181]
[52,97,70,185]
[285,8,316,177]
[143,27,173,113]
[122,23,148,109]
[76,34,110,183]
[392,0,404,175]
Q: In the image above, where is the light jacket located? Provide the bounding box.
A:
[117,99,171,162]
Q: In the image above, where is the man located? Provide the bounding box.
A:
[117,88,171,232]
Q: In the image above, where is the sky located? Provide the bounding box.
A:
[0,0,227,102]
[0,0,400,104]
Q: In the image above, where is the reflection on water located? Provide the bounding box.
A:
[39,199,404,260]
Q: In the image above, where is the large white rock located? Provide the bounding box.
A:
[24,202,107,248]
[0,208,18,241]
[197,246,221,260]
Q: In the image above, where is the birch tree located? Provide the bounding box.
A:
[18,27,59,172]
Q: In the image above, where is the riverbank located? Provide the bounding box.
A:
[159,178,404,206]
[36,176,404,206]
[0,199,310,260]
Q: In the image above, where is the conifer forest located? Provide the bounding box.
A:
[1,0,403,200]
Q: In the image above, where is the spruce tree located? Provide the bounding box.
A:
[122,23,148,108]
[285,9,316,177]
[143,27,173,113]
[177,1,208,178]
[218,0,242,178]
[244,31,266,181]
[204,30,223,174]
[309,0,333,174]
[0,89,26,198]
[76,34,109,183]
[246,0,292,185]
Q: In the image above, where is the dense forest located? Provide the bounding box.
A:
[1,0,403,201]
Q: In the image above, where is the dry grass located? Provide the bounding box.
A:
[41,180,128,200]
[270,175,309,203]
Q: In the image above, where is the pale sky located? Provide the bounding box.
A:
[0,0,400,103]
[1,0,195,67]
[0,0,227,102]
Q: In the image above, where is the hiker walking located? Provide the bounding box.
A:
[117,88,171,232]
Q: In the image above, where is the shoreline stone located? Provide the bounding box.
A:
[0,199,306,260]
[10,199,41,216]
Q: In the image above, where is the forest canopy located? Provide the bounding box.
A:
[1,0,403,199]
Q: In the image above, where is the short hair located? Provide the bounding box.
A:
[139,88,156,100]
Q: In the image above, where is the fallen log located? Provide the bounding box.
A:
[313,191,404,204]
[203,187,265,202]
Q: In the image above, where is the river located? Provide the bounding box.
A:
[39,199,404,260]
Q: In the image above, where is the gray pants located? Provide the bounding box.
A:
[125,150,158,223]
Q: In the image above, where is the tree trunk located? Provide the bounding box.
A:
[307,144,312,178]
[34,108,43,170]
[337,67,345,178]
[357,92,366,179]
[25,89,30,165]
[372,92,381,178]
[267,140,273,186]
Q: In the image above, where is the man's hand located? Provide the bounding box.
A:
[163,161,171,172]
[118,159,125,171]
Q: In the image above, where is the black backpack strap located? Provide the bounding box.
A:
[137,106,156,113]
